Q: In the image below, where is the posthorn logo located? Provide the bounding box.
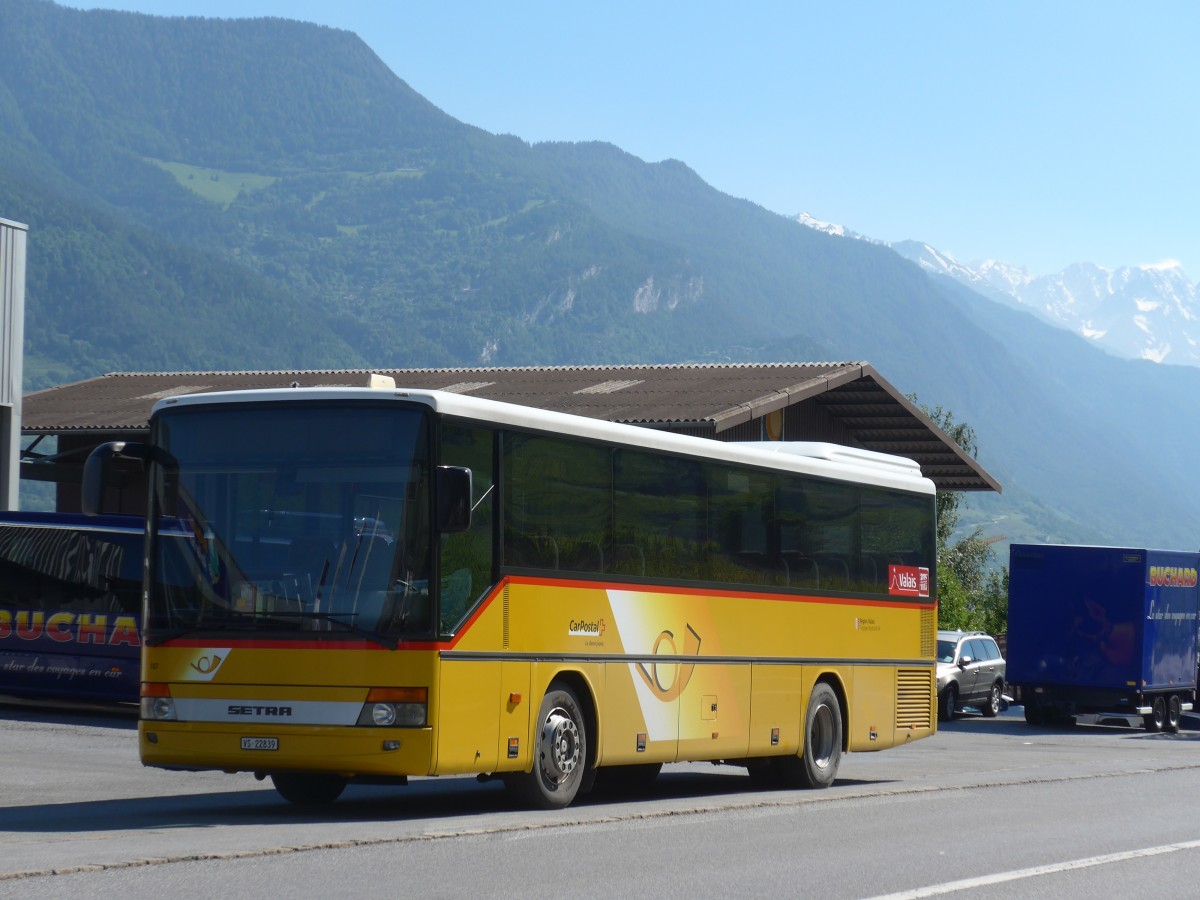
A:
[188,650,231,680]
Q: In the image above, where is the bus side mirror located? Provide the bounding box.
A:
[82,441,151,516]
[436,466,473,533]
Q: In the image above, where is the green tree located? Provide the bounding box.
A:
[915,399,1007,634]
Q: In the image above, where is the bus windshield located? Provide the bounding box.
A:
[147,402,432,645]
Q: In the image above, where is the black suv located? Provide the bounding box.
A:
[936,630,1006,720]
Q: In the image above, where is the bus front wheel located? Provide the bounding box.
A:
[271,772,347,806]
[778,682,843,789]
[507,683,588,809]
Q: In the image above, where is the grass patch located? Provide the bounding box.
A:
[342,167,423,182]
[146,158,278,207]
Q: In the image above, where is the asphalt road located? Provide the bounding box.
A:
[4,700,1200,898]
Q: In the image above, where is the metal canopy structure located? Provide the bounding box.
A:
[0,217,27,510]
[20,362,1000,495]
[812,377,992,492]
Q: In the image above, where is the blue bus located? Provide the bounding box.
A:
[0,512,145,703]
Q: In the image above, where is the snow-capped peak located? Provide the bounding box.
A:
[1139,259,1182,273]
[794,212,847,237]
[790,213,1200,367]
[791,213,881,244]
[893,246,1200,367]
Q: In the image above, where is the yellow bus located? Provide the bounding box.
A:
[84,382,937,808]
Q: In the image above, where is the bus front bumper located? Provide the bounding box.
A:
[139,720,435,777]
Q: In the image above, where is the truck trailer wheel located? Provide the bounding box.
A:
[1166,694,1182,733]
[1144,695,1166,733]
[1023,701,1046,726]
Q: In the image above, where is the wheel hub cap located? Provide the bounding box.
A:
[542,709,580,781]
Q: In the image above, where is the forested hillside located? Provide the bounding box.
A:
[3,0,1200,552]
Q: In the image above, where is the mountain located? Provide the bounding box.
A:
[4,0,1200,555]
[890,242,1200,368]
[793,213,879,244]
[794,215,1200,369]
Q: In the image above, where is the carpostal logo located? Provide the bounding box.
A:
[1148,566,1198,588]
[888,565,930,598]
[569,618,606,637]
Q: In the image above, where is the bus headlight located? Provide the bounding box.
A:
[141,683,177,721]
[357,687,427,727]
[370,703,397,727]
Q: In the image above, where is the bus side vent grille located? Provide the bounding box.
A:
[502,583,510,651]
[896,668,933,730]
[920,607,935,658]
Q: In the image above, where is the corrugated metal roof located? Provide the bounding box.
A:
[20,362,1001,492]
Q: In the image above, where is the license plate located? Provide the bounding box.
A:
[241,737,279,751]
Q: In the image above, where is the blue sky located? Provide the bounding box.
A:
[61,1,1200,277]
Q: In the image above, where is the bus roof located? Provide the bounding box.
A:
[153,386,936,495]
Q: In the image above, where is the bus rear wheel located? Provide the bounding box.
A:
[507,683,588,809]
[270,773,347,806]
[777,682,843,789]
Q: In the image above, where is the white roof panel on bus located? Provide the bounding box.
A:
[153,385,935,495]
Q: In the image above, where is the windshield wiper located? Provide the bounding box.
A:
[149,612,399,650]
[146,618,256,646]
[296,611,398,650]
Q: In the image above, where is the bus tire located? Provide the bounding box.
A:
[1166,694,1182,733]
[781,682,842,789]
[508,683,588,809]
[270,773,347,806]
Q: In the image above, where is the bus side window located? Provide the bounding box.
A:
[99,531,144,615]
[439,424,495,636]
[502,432,610,577]
[707,465,776,587]
[0,525,139,615]
[614,449,705,582]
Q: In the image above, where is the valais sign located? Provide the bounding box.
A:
[888,565,930,599]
